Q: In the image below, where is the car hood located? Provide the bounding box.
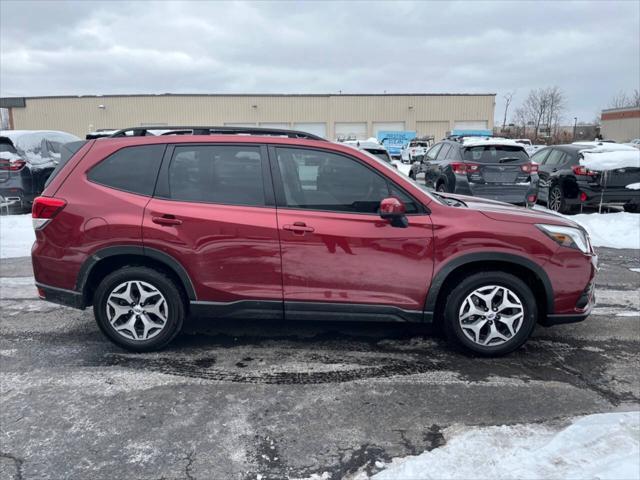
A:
[440,193,579,227]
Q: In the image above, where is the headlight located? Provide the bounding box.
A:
[536,224,590,253]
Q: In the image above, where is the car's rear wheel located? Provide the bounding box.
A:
[548,185,573,214]
[93,266,185,352]
[623,203,638,213]
[436,182,447,193]
[443,271,537,356]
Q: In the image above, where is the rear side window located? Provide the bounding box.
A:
[45,140,87,188]
[167,145,265,206]
[88,144,165,196]
[436,144,451,160]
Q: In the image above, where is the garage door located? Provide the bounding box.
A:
[453,121,488,130]
[335,122,367,140]
[372,122,405,138]
[417,121,450,141]
[292,122,327,139]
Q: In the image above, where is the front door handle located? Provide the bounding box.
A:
[283,222,314,234]
[152,215,183,226]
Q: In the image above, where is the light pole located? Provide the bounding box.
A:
[573,117,578,141]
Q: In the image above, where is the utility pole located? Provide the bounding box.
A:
[573,117,578,141]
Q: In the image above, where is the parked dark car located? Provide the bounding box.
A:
[0,130,81,211]
[32,126,597,357]
[533,144,640,213]
[342,140,397,168]
[409,138,539,205]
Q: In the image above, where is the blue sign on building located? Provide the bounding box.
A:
[376,130,416,156]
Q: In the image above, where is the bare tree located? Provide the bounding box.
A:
[502,91,515,130]
[609,90,640,108]
[511,87,566,142]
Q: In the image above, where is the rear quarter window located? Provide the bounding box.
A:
[87,144,165,196]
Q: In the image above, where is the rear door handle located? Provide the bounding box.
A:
[152,215,183,226]
[283,222,314,234]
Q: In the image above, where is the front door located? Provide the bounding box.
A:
[271,146,434,322]
[143,143,283,319]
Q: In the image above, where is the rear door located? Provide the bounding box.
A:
[462,145,530,184]
[531,148,552,201]
[143,143,283,317]
[271,146,434,318]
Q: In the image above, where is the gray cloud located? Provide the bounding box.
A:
[1,0,638,122]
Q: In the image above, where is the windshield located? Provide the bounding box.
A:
[463,145,528,163]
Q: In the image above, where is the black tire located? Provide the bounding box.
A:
[93,266,185,352]
[547,184,574,214]
[623,203,638,213]
[409,170,416,180]
[443,271,538,356]
[436,182,447,193]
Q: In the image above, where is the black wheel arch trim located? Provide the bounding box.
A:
[76,245,197,301]
[424,252,554,314]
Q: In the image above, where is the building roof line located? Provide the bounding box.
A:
[2,92,497,102]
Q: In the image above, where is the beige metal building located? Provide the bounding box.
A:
[1,93,495,141]
[600,106,640,142]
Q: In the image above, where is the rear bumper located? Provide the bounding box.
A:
[567,185,640,206]
[455,182,538,205]
[35,282,85,310]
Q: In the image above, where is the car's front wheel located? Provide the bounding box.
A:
[93,266,185,352]
[443,271,537,356]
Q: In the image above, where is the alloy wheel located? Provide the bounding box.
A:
[106,280,169,341]
[548,187,562,211]
[458,285,524,346]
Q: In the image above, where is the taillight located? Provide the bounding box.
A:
[451,162,480,174]
[32,196,66,230]
[572,165,596,176]
[580,191,588,202]
[0,159,26,171]
[521,163,539,174]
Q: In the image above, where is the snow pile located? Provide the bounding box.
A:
[462,137,523,148]
[392,161,412,176]
[0,214,34,258]
[372,411,640,480]
[627,182,640,190]
[571,212,640,249]
[581,150,640,171]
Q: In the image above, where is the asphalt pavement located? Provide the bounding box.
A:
[1,248,639,480]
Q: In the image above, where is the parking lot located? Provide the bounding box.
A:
[1,247,638,480]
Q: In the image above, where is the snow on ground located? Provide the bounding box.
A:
[0,214,34,258]
[392,160,411,176]
[534,206,640,250]
[571,212,640,250]
[372,411,640,480]
[631,268,640,273]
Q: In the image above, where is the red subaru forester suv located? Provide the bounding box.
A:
[31,127,597,356]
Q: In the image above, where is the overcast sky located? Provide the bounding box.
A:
[1,0,638,123]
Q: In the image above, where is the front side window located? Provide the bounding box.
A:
[276,147,391,214]
[88,144,165,196]
[426,143,442,160]
[167,145,265,206]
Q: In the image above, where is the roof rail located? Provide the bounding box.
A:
[109,126,327,141]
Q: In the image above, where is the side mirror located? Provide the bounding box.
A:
[379,197,408,228]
